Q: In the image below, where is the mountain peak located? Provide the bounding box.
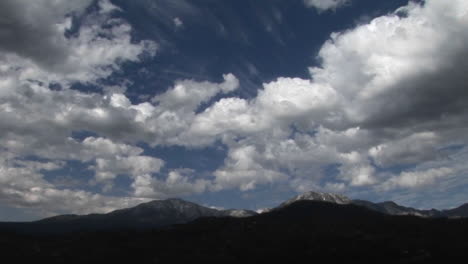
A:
[279,191,351,208]
[144,198,190,204]
[123,198,220,219]
[147,198,190,205]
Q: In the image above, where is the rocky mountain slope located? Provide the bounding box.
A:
[2,191,468,234]
[0,198,256,233]
[281,191,468,218]
[3,200,468,263]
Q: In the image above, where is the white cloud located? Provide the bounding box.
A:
[369,132,441,167]
[213,145,288,191]
[0,66,241,207]
[0,0,93,68]
[382,167,454,190]
[0,0,156,85]
[346,165,376,186]
[134,73,240,146]
[13,160,65,172]
[2,0,468,216]
[93,156,165,182]
[0,62,238,205]
[188,0,468,195]
[310,0,468,128]
[99,0,122,14]
[256,78,338,124]
[173,17,184,28]
[153,73,238,113]
[189,77,338,140]
[190,97,261,137]
[132,169,210,198]
[374,146,468,209]
[82,137,143,159]
[0,156,147,216]
[2,134,144,164]
[303,0,349,12]
[0,0,163,215]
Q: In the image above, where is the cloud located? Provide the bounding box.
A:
[93,156,165,182]
[189,77,338,139]
[2,0,468,216]
[173,17,184,28]
[0,62,238,158]
[153,73,238,113]
[256,78,338,124]
[0,0,239,211]
[299,0,468,192]
[382,167,454,190]
[213,145,289,191]
[99,0,122,14]
[0,0,163,215]
[303,0,349,12]
[81,137,144,159]
[0,156,147,216]
[374,146,468,209]
[0,0,93,68]
[310,0,468,129]
[0,0,157,87]
[0,56,239,205]
[132,169,210,198]
[186,0,468,196]
[369,132,442,168]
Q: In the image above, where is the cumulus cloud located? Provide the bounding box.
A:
[0,156,147,216]
[76,0,468,208]
[93,156,165,182]
[296,0,468,192]
[0,62,238,157]
[173,17,184,28]
[382,167,454,190]
[375,146,468,209]
[0,0,157,87]
[187,0,468,196]
[153,73,238,113]
[2,0,468,216]
[0,0,93,68]
[0,0,162,215]
[213,145,289,191]
[369,132,442,168]
[0,0,239,213]
[303,0,349,12]
[310,0,468,129]
[132,169,211,198]
[189,77,338,139]
[0,49,239,205]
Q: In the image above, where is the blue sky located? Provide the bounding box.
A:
[1,0,468,221]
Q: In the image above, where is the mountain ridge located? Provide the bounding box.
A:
[4,199,468,262]
[282,191,468,218]
[2,191,468,234]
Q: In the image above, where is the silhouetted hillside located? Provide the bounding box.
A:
[0,198,256,234]
[3,192,468,237]
[2,201,468,263]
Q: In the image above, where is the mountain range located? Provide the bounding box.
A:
[0,198,256,234]
[1,191,468,234]
[3,196,468,263]
[280,191,468,218]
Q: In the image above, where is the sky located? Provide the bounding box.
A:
[1,0,468,221]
